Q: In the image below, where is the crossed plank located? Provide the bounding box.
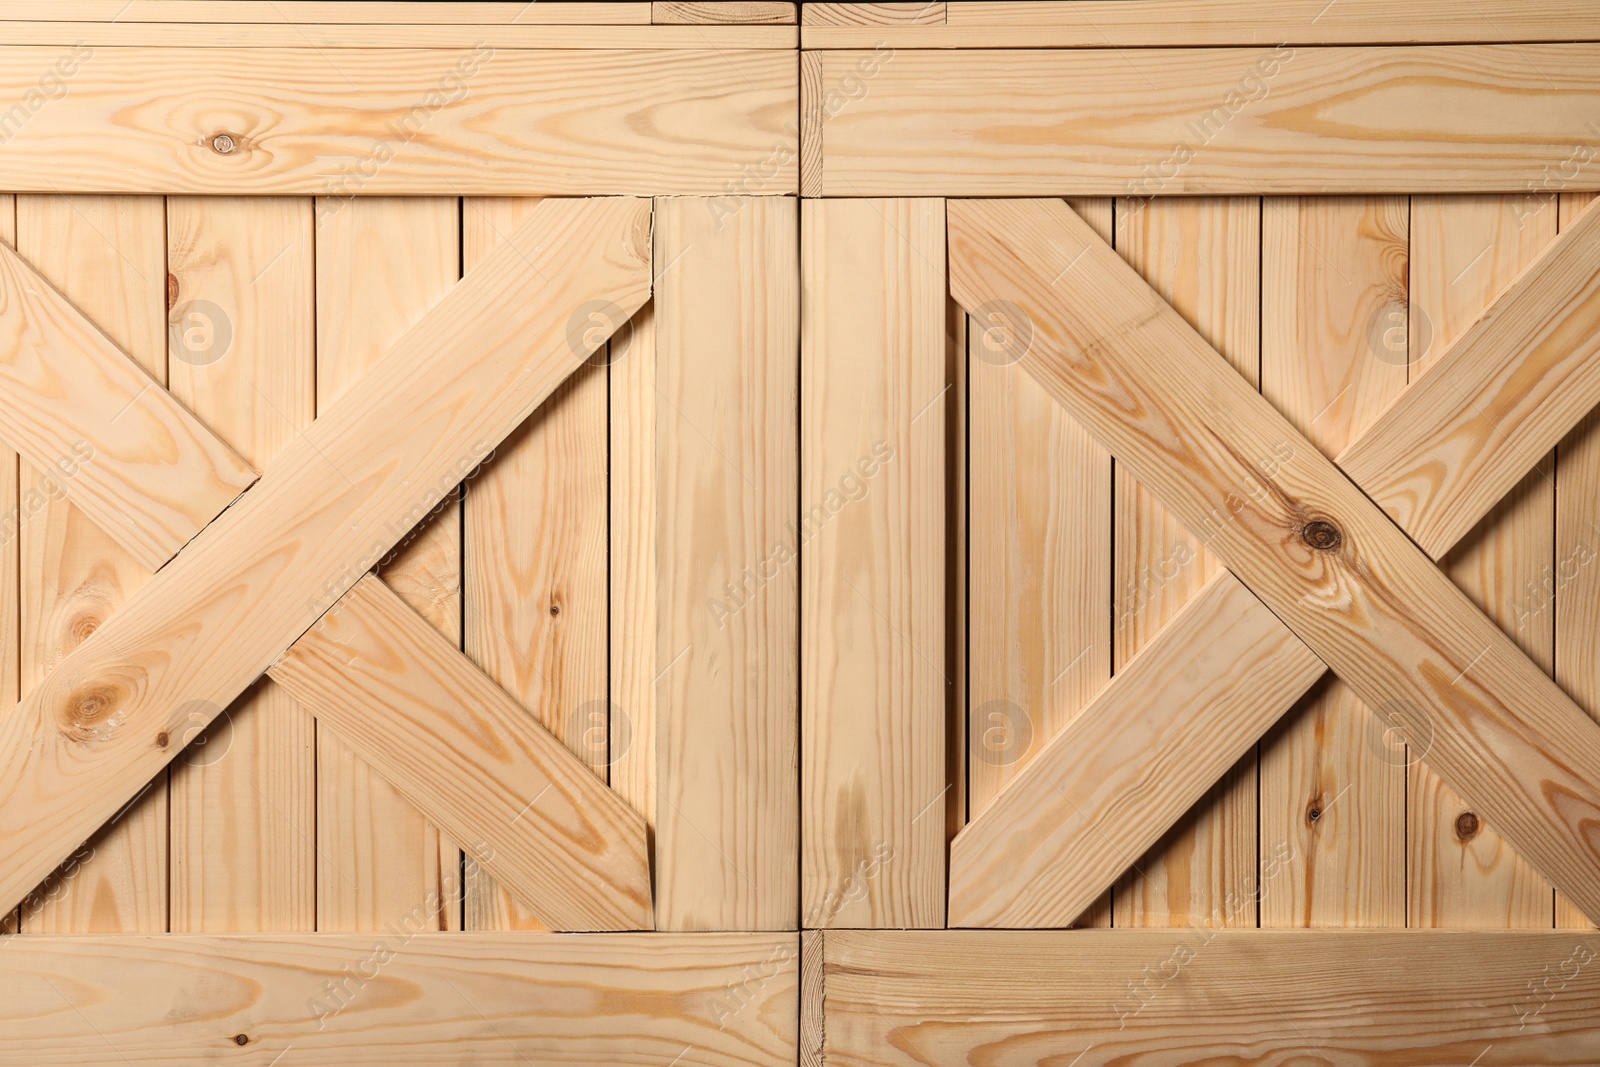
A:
[948,198,1600,928]
[0,197,654,930]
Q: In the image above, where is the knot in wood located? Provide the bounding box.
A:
[57,681,128,743]
[1301,519,1342,552]
[1455,811,1480,840]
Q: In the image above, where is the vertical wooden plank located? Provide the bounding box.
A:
[802,198,944,929]
[656,195,798,931]
[1408,194,1555,929]
[15,194,167,934]
[966,197,1112,927]
[461,196,609,932]
[612,300,657,835]
[1556,189,1600,931]
[167,196,316,932]
[1112,196,1261,929]
[315,196,462,933]
[1258,196,1408,928]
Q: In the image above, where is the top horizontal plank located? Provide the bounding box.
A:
[807,44,1600,196]
[803,0,1600,46]
[0,47,794,195]
[0,1,652,23]
[0,22,797,47]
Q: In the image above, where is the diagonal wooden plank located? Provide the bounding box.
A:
[819,930,1600,1065]
[947,197,1600,927]
[953,196,1600,929]
[0,196,652,918]
[270,574,652,931]
[0,932,798,1066]
[0,240,257,571]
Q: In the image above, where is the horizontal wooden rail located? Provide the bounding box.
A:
[0,22,797,47]
[818,930,1600,1065]
[0,2,653,23]
[0,196,651,919]
[804,45,1600,196]
[952,197,1600,927]
[0,932,798,1065]
[948,198,1600,927]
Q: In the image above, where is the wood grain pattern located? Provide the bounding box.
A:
[655,197,797,932]
[0,197,652,918]
[462,196,609,933]
[803,0,1600,46]
[948,197,1600,926]
[1339,197,1600,559]
[271,575,653,932]
[0,235,254,571]
[0,932,799,1067]
[165,196,317,933]
[803,199,946,929]
[15,194,168,935]
[1112,196,1260,929]
[1409,194,1556,929]
[1257,195,1407,928]
[653,2,795,24]
[0,48,795,195]
[313,194,461,934]
[820,929,1600,1065]
[803,2,945,25]
[0,2,652,23]
[0,23,797,47]
[809,46,1600,196]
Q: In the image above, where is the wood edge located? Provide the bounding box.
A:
[801,930,825,1067]
[800,51,824,197]
[653,1,796,24]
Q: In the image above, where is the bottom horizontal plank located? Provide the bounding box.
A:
[0,932,798,1066]
[821,930,1600,1066]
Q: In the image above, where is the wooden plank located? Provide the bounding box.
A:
[0,2,652,23]
[1409,194,1556,928]
[0,932,799,1067]
[808,46,1600,196]
[461,196,610,932]
[947,197,1600,926]
[0,48,795,196]
[0,238,255,571]
[803,0,1600,46]
[820,930,1600,1065]
[165,196,316,933]
[967,197,1111,925]
[0,194,12,938]
[0,196,652,918]
[655,196,797,932]
[1339,197,1600,560]
[1112,196,1259,928]
[653,2,795,25]
[1257,195,1407,928]
[15,194,168,935]
[0,23,798,47]
[271,575,653,932]
[804,2,945,25]
[802,199,945,929]
[950,192,1600,929]
[1557,189,1600,931]
[313,194,461,934]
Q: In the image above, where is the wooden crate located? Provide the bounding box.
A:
[2,2,1600,1063]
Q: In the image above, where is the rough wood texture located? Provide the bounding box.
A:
[654,197,798,932]
[1409,194,1556,929]
[462,196,609,933]
[819,930,1600,1065]
[947,198,1600,926]
[1257,196,1408,928]
[0,48,795,195]
[807,46,1600,196]
[0,932,799,1066]
[313,194,461,934]
[0,197,652,918]
[0,237,254,571]
[1112,196,1260,928]
[803,199,946,929]
[803,0,1600,46]
[15,195,168,935]
[272,575,654,932]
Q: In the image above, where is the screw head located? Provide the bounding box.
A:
[210,133,237,154]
